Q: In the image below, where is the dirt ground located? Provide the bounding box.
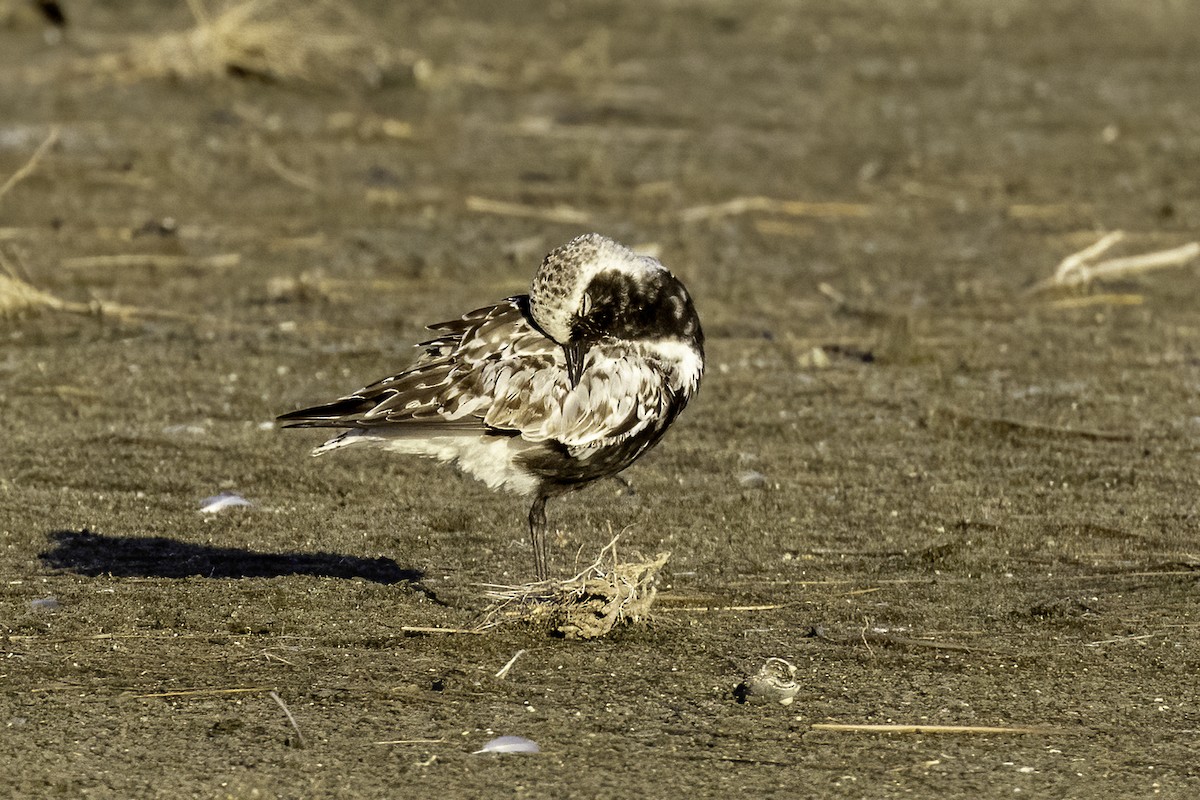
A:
[2,1,1199,797]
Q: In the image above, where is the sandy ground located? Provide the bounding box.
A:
[2,1,1199,797]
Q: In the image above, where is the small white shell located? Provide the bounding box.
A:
[472,735,540,754]
[738,470,769,489]
[735,657,800,706]
[199,492,253,513]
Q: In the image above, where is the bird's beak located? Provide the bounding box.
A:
[564,340,589,386]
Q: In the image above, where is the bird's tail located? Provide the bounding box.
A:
[276,396,375,428]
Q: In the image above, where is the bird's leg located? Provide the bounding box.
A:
[528,493,550,581]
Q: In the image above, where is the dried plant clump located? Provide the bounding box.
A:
[78,0,409,86]
[481,537,670,639]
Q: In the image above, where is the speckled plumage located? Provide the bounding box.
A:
[278,233,704,578]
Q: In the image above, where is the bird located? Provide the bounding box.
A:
[277,233,704,580]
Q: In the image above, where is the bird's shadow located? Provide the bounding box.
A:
[40,529,435,596]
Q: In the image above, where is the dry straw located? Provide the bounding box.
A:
[0,128,61,318]
[76,0,406,86]
[1031,230,1200,293]
[480,534,670,639]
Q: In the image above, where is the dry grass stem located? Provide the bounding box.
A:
[494,649,528,680]
[817,628,983,654]
[0,126,59,202]
[1053,230,1125,281]
[1008,203,1085,219]
[480,535,670,639]
[1048,293,1144,309]
[509,116,691,143]
[260,148,321,193]
[1067,242,1199,285]
[657,603,785,613]
[811,723,1059,735]
[60,253,240,271]
[1083,633,1157,647]
[930,404,1133,442]
[1,268,216,323]
[134,687,270,699]
[679,196,871,223]
[399,626,485,636]
[268,690,307,749]
[465,196,591,225]
[1033,230,1200,292]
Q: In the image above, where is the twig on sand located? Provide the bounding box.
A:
[815,627,985,654]
[1054,230,1126,283]
[811,723,1059,735]
[494,649,527,680]
[2,249,247,323]
[1081,633,1158,647]
[678,196,870,223]
[1047,293,1144,309]
[373,738,447,746]
[60,253,241,271]
[133,687,270,699]
[268,690,307,749]
[400,625,485,636]
[1030,230,1200,293]
[0,127,59,203]
[465,196,591,225]
[260,148,321,193]
[930,404,1133,442]
[656,603,786,613]
[0,269,206,322]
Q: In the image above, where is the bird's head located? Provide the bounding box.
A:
[529,234,703,384]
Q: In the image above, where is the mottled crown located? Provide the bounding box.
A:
[529,233,657,344]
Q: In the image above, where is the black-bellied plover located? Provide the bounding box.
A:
[278,233,704,579]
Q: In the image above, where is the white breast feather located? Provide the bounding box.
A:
[319,431,541,496]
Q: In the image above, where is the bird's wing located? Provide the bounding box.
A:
[278,297,550,431]
[416,296,543,364]
[480,347,670,449]
[279,296,672,449]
